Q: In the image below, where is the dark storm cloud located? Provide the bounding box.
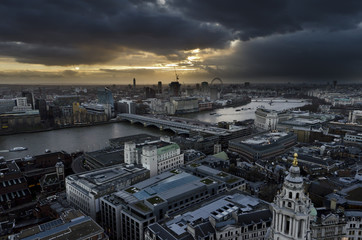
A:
[166,0,299,40]
[0,42,120,65]
[204,29,362,82]
[1,0,362,81]
[167,0,362,39]
[0,0,232,65]
[164,0,362,82]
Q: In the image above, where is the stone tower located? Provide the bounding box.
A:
[141,145,158,177]
[270,153,313,240]
[124,141,138,164]
[55,157,65,182]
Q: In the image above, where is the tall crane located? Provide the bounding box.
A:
[174,67,179,82]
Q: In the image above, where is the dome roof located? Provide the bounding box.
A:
[285,165,303,183]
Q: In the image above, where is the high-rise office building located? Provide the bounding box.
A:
[97,87,114,118]
[157,81,162,94]
[97,88,114,106]
[144,87,156,98]
[169,81,181,97]
[201,81,209,92]
[22,91,35,109]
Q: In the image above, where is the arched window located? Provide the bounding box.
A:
[289,192,292,199]
[296,193,299,199]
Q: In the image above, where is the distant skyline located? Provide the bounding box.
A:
[1,0,362,85]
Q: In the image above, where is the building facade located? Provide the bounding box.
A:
[310,211,346,240]
[345,211,362,240]
[349,110,362,124]
[344,133,362,145]
[254,108,290,131]
[124,136,184,177]
[229,132,297,162]
[65,164,149,220]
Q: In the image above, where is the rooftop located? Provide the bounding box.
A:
[109,134,159,147]
[132,171,200,200]
[15,211,104,240]
[85,148,124,166]
[241,132,288,146]
[343,184,362,202]
[165,192,268,236]
[66,164,148,193]
[213,151,229,160]
[280,118,322,126]
[183,164,244,188]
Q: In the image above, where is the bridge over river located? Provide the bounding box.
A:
[117,113,228,135]
[117,114,252,147]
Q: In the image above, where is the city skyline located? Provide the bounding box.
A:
[1,0,362,85]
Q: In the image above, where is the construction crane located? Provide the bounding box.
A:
[174,67,179,81]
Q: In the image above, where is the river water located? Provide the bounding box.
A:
[0,99,308,160]
[183,99,308,123]
[0,123,163,159]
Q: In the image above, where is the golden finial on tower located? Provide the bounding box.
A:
[293,153,298,166]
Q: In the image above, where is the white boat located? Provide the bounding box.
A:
[9,147,27,152]
[24,155,33,161]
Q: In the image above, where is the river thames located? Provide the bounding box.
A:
[0,99,308,159]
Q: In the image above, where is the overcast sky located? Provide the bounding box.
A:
[1,0,362,85]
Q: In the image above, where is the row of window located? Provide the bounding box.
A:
[219,227,267,239]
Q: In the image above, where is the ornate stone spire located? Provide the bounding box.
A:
[269,153,312,240]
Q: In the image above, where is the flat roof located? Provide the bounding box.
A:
[85,149,123,166]
[140,140,170,148]
[67,164,148,193]
[342,183,362,202]
[166,193,266,236]
[133,172,200,200]
[19,215,103,240]
[241,132,288,145]
[280,118,321,126]
[109,134,158,145]
[345,210,362,217]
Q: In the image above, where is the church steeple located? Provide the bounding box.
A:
[269,153,312,240]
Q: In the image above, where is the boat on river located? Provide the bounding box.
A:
[9,147,27,152]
